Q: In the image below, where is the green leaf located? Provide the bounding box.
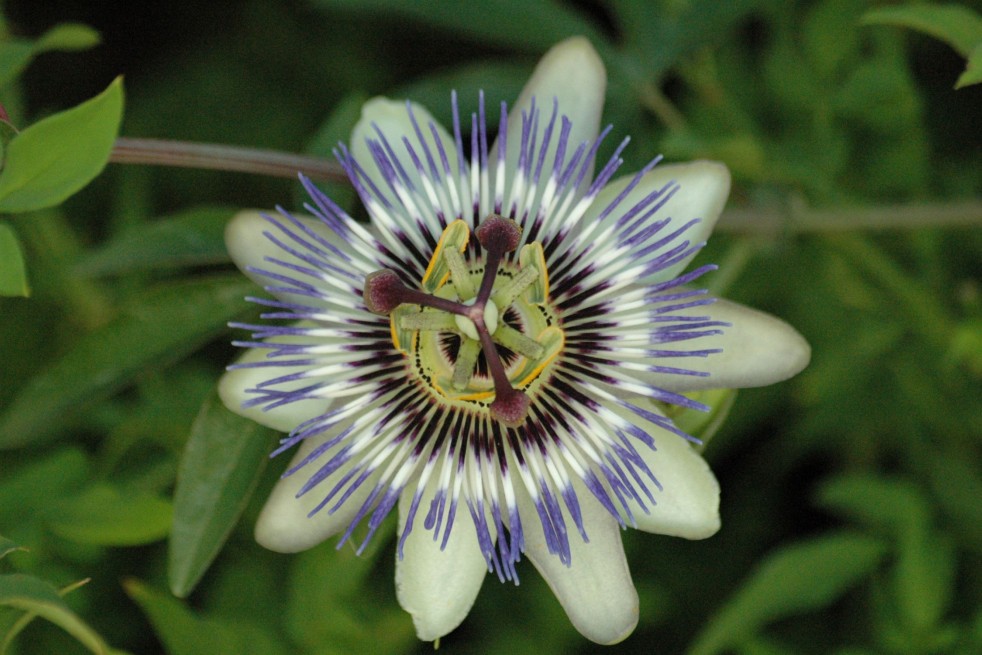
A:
[0,574,108,654]
[609,0,761,79]
[0,42,34,90]
[0,117,19,166]
[814,474,931,534]
[0,275,256,448]
[311,0,607,53]
[802,0,868,79]
[816,477,953,632]
[892,524,955,631]
[0,23,100,90]
[0,222,28,296]
[0,76,123,213]
[75,206,235,277]
[0,450,90,524]
[284,541,414,652]
[1,578,99,653]
[33,23,102,52]
[168,391,273,597]
[862,4,982,57]
[689,532,886,655]
[929,453,982,548]
[124,579,288,655]
[44,484,173,546]
[956,42,982,88]
[0,535,26,560]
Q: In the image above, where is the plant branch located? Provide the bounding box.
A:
[109,138,348,184]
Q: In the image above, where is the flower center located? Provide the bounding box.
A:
[363,216,563,427]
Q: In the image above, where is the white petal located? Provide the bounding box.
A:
[495,36,607,183]
[395,485,488,641]
[580,160,731,280]
[218,344,329,433]
[632,429,721,539]
[349,97,458,210]
[255,432,380,553]
[225,209,358,291]
[642,298,811,392]
[522,490,638,645]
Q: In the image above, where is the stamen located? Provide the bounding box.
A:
[443,247,476,300]
[399,310,458,332]
[490,264,539,308]
[452,339,481,390]
[492,324,545,360]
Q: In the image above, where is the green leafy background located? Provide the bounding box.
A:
[2,1,981,654]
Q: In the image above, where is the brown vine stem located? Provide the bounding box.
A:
[109,137,982,233]
[109,137,349,184]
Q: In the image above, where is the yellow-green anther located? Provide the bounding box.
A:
[518,242,549,305]
[507,325,564,389]
[491,265,539,308]
[493,324,545,360]
[421,219,470,293]
[400,309,459,332]
[443,246,476,301]
[389,304,420,354]
[452,338,481,390]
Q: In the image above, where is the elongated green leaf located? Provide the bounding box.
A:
[0,23,100,90]
[44,484,173,546]
[168,392,273,597]
[689,532,886,655]
[0,535,26,560]
[0,275,256,448]
[609,0,760,78]
[123,579,230,655]
[863,4,982,57]
[893,524,955,631]
[0,574,108,654]
[929,454,982,548]
[124,579,287,655]
[0,222,28,296]
[0,42,33,91]
[0,77,123,212]
[956,42,982,88]
[814,474,931,534]
[76,206,235,277]
[0,449,90,523]
[1,578,98,654]
[33,23,101,52]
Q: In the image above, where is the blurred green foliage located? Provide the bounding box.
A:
[1,0,981,654]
